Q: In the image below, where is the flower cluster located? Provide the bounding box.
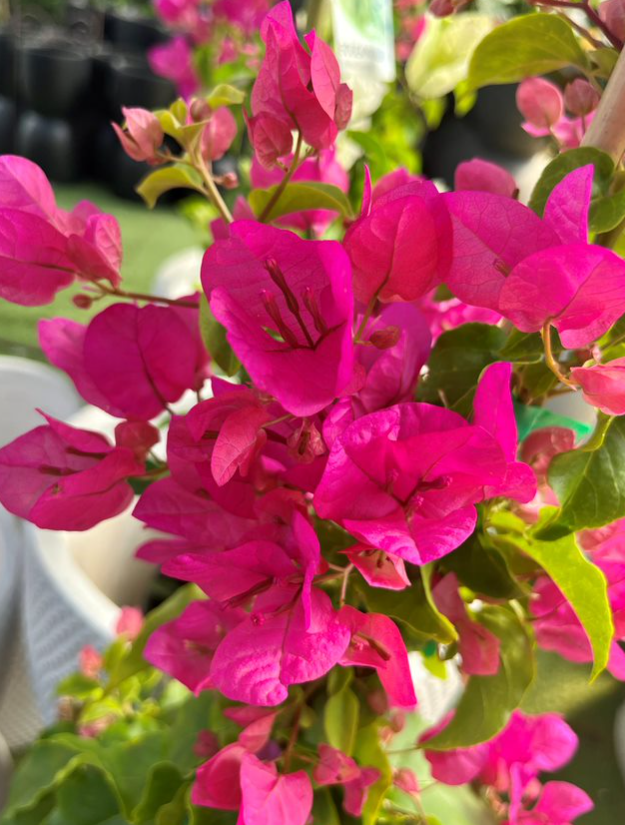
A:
[2,2,625,822]
[422,711,593,824]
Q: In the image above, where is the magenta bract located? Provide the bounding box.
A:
[0,413,144,530]
[202,222,354,416]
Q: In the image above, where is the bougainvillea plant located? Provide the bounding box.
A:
[4,1,625,823]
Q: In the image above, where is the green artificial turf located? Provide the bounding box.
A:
[0,183,199,358]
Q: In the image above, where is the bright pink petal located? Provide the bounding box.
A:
[210,587,350,706]
[571,357,625,415]
[192,743,247,810]
[442,191,559,311]
[238,752,313,825]
[454,159,517,198]
[83,303,200,420]
[499,243,625,347]
[0,209,76,305]
[543,165,593,244]
[339,606,417,708]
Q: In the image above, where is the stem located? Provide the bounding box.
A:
[340,564,354,607]
[536,0,624,50]
[193,150,234,224]
[354,282,387,343]
[541,322,578,388]
[283,704,303,771]
[98,284,200,309]
[307,0,326,30]
[582,43,625,163]
[259,132,303,223]
[581,0,624,50]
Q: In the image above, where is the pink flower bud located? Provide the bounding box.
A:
[115,606,144,640]
[394,768,420,796]
[430,0,470,15]
[79,644,103,679]
[430,0,455,15]
[72,293,93,309]
[112,107,164,164]
[220,171,239,189]
[201,107,238,161]
[600,0,625,42]
[455,158,518,198]
[516,77,564,129]
[564,78,600,116]
[190,98,212,122]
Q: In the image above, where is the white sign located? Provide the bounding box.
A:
[331,0,396,83]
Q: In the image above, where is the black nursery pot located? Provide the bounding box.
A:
[0,96,17,153]
[103,9,169,52]
[20,45,92,118]
[108,61,176,119]
[16,110,93,183]
[0,30,16,98]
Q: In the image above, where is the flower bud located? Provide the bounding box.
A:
[600,0,625,42]
[564,78,600,116]
[429,0,457,16]
[190,98,212,123]
[72,293,93,309]
[219,171,239,189]
[516,77,564,129]
[112,107,164,164]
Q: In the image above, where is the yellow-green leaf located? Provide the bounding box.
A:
[249,182,353,223]
[514,525,613,679]
[137,167,202,209]
[468,14,589,89]
[206,84,246,108]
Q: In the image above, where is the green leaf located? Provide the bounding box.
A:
[500,330,547,364]
[360,569,457,646]
[406,15,493,99]
[311,789,341,825]
[589,188,625,233]
[511,526,613,679]
[199,294,240,377]
[54,764,122,825]
[2,741,86,818]
[417,323,507,415]
[468,14,589,89]
[442,531,524,599]
[540,415,625,536]
[324,684,360,756]
[205,84,245,108]
[131,763,184,824]
[166,691,215,772]
[528,147,614,216]
[354,723,393,825]
[423,606,534,750]
[137,167,202,209]
[55,673,102,701]
[347,130,392,179]
[108,585,201,687]
[155,783,189,825]
[248,182,353,223]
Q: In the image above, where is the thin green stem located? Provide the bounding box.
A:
[193,150,234,224]
[259,132,303,223]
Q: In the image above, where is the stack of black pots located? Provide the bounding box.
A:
[0,3,177,197]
